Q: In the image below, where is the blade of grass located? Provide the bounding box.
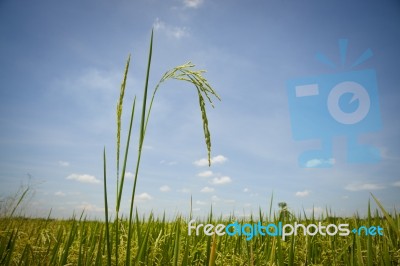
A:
[103,148,112,266]
[173,217,181,266]
[371,193,399,238]
[126,29,154,266]
[367,199,372,266]
[10,187,29,218]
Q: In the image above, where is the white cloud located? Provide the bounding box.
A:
[224,199,236,204]
[295,190,310,197]
[77,202,104,212]
[54,191,66,197]
[153,18,164,30]
[125,172,134,179]
[243,188,249,193]
[306,206,324,215]
[212,155,228,164]
[178,188,191,193]
[196,200,206,205]
[160,185,171,192]
[58,161,70,167]
[194,158,209,167]
[211,195,220,201]
[55,68,119,94]
[305,158,335,168]
[392,181,400,187]
[80,69,114,90]
[210,176,231,185]
[345,183,385,191]
[143,145,154,150]
[198,170,213,177]
[136,193,153,201]
[183,0,204,8]
[171,28,187,39]
[66,174,100,184]
[153,18,188,39]
[200,186,214,193]
[194,155,228,166]
[160,160,177,166]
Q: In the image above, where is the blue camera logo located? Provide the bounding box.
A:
[287,39,381,168]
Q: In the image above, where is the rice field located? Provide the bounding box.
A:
[1,201,399,265]
[1,31,399,265]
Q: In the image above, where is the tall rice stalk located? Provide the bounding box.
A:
[103,29,220,265]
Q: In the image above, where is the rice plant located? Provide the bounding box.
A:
[103,29,220,266]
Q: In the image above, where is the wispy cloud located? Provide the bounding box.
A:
[160,160,177,166]
[125,172,134,179]
[183,0,204,8]
[392,181,400,187]
[295,190,310,197]
[194,155,228,167]
[196,200,206,205]
[200,186,214,193]
[178,188,191,194]
[66,174,100,184]
[305,158,335,168]
[305,206,324,215]
[153,18,188,39]
[143,145,154,150]
[160,185,171,192]
[55,68,119,94]
[77,202,104,212]
[54,191,66,197]
[211,195,220,201]
[345,183,385,191]
[198,170,213,177]
[243,188,249,193]
[210,176,231,185]
[58,161,70,167]
[136,193,153,201]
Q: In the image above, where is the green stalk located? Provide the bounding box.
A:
[10,186,29,218]
[103,148,111,266]
[116,97,136,211]
[126,29,154,266]
[367,199,372,266]
[371,193,400,238]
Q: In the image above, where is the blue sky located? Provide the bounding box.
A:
[1,0,399,219]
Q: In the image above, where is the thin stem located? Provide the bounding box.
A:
[103,148,111,266]
[125,29,153,266]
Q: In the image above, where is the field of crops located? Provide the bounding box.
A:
[1,201,399,265]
